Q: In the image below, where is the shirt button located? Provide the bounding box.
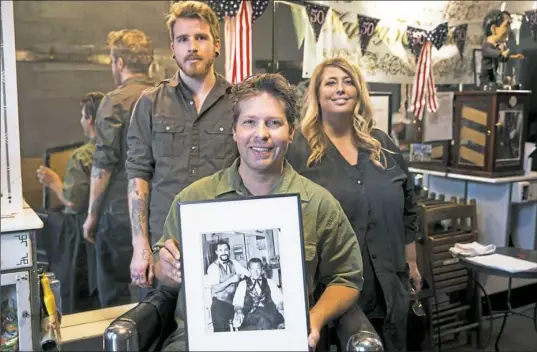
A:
[191,146,196,150]
[219,127,224,132]
[190,169,196,175]
[372,254,377,259]
[165,126,171,131]
[356,180,362,185]
[189,101,194,105]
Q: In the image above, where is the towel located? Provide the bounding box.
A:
[449,241,496,257]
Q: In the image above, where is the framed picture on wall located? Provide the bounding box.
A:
[369,92,393,134]
[473,49,483,87]
[176,194,310,351]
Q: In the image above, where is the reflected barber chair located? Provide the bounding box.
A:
[103,285,384,352]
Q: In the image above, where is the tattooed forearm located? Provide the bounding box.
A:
[90,193,105,216]
[88,167,112,216]
[91,167,107,179]
[128,178,150,243]
[131,197,148,237]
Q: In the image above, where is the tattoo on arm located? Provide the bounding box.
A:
[88,166,112,216]
[128,178,150,239]
[90,193,105,216]
[131,198,149,237]
[91,167,106,179]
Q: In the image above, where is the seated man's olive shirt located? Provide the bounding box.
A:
[62,139,96,214]
[153,158,364,335]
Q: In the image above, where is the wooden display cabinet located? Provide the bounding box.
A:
[450,90,531,177]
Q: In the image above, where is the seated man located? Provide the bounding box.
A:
[153,73,363,351]
[36,92,104,313]
[37,92,105,214]
[232,257,284,331]
[206,240,250,332]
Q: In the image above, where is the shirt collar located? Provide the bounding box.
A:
[119,75,153,88]
[215,158,311,202]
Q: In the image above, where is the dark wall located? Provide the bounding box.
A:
[14,0,302,157]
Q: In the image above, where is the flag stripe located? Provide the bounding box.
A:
[225,0,252,84]
[412,41,438,119]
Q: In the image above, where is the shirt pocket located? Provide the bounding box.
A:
[152,117,185,157]
[203,124,236,160]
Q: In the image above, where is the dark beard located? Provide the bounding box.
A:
[112,70,121,86]
[177,56,214,78]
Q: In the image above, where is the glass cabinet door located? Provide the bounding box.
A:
[1,272,32,352]
[495,102,524,165]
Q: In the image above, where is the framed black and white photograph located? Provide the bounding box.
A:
[177,194,310,351]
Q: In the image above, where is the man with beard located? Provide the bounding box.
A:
[83,30,155,308]
[206,240,250,332]
[126,1,238,294]
[232,258,284,331]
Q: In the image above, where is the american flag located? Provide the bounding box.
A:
[225,0,252,84]
[411,41,437,120]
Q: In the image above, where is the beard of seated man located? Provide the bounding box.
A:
[240,276,284,331]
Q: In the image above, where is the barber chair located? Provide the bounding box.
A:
[104,287,384,351]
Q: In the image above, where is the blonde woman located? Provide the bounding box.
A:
[286,57,420,352]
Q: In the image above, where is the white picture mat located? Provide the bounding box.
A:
[1,0,24,216]
[370,95,390,134]
[178,195,309,351]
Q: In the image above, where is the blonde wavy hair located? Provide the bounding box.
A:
[300,57,386,168]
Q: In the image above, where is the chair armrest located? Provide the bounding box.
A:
[104,287,178,351]
[335,304,384,351]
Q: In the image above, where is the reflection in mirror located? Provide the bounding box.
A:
[496,104,523,162]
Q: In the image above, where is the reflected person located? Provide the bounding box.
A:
[153,73,363,351]
[36,92,105,313]
[232,258,284,331]
[206,240,250,332]
[83,29,155,308]
[37,92,105,214]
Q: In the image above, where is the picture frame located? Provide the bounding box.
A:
[176,194,310,351]
[369,91,393,135]
[473,48,483,87]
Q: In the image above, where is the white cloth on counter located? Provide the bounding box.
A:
[449,241,496,257]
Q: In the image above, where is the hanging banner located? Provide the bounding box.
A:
[525,10,537,41]
[298,1,483,84]
[406,26,428,61]
[452,24,468,58]
[305,2,330,41]
[357,14,380,55]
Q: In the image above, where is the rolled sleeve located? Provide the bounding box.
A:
[126,93,155,182]
[62,155,90,213]
[93,95,122,170]
[232,260,250,278]
[317,202,363,291]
